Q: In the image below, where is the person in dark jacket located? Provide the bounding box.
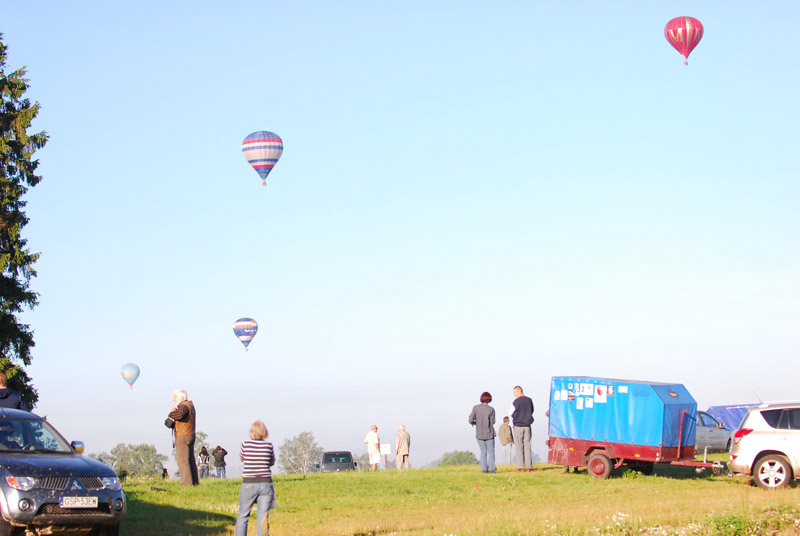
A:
[510,385,534,471]
[0,373,28,411]
[212,445,228,478]
[468,391,497,473]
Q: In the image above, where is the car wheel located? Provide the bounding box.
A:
[753,454,793,490]
[726,438,731,451]
[588,453,612,479]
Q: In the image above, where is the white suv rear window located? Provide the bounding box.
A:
[760,409,800,429]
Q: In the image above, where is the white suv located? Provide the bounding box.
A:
[728,402,800,489]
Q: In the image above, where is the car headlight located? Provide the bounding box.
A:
[6,477,36,491]
[101,477,122,491]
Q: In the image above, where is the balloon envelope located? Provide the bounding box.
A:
[233,318,259,350]
[120,363,140,389]
[242,131,283,186]
[664,17,704,64]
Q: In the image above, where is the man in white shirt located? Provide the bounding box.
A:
[363,425,381,471]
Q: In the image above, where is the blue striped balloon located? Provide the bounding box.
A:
[242,131,283,186]
[233,318,259,351]
[120,363,140,389]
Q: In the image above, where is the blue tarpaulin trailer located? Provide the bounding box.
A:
[547,376,725,478]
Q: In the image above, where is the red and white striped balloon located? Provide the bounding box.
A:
[664,17,704,65]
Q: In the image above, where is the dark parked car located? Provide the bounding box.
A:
[317,451,357,472]
[0,409,125,535]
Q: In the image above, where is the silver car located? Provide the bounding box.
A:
[0,409,125,535]
[728,402,800,489]
[695,411,733,453]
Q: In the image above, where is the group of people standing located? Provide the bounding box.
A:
[166,389,276,535]
[468,385,534,473]
[166,390,230,485]
[197,445,228,479]
[363,424,411,470]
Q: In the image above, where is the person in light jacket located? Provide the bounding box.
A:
[498,416,514,465]
[395,425,411,470]
[468,391,497,473]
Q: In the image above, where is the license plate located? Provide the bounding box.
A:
[59,496,98,508]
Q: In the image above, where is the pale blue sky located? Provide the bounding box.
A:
[3,1,798,472]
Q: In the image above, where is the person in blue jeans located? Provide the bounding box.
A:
[468,391,497,473]
[235,421,276,536]
[212,445,228,478]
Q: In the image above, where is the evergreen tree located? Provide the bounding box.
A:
[0,34,47,408]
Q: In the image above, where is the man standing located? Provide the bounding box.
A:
[510,385,534,471]
[395,425,411,470]
[0,372,28,411]
[498,416,514,465]
[168,390,199,486]
[212,445,228,478]
[363,425,381,471]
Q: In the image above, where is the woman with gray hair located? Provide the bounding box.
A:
[167,389,199,486]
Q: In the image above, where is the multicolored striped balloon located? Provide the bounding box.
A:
[120,363,140,389]
[242,131,283,186]
[664,17,704,65]
[233,318,259,351]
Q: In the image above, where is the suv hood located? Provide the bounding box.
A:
[0,453,117,477]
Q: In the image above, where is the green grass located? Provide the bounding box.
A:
[121,460,800,535]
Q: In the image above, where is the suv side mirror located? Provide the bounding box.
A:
[71,441,85,454]
[718,423,725,429]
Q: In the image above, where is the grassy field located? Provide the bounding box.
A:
[122,459,800,535]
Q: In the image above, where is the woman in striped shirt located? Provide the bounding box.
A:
[235,420,276,536]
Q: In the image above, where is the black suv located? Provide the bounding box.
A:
[318,451,357,472]
[0,409,125,535]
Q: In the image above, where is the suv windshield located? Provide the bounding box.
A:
[0,419,72,453]
[324,453,352,463]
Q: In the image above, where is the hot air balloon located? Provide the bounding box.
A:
[233,318,259,351]
[120,363,140,389]
[665,17,704,65]
[242,131,283,186]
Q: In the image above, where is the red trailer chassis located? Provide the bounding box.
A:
[547,436,725,478]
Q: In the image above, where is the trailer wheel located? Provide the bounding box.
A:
[753,454,792,490]
[588,453,612,479]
